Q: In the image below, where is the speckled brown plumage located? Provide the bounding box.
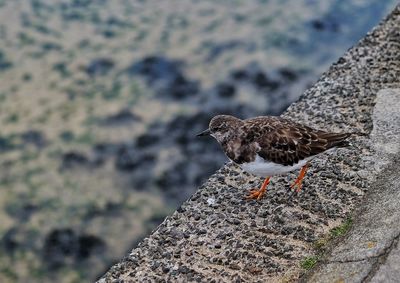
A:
[202,115,351,166]
[198,114,352,199]
[244,116,350,166]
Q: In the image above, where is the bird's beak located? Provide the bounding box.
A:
[196,129,211,137]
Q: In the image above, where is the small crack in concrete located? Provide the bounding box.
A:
[361,230,400,282]
[322,231,400,266]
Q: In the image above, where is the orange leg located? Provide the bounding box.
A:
[246,177,270,200]
[290,163,309,192]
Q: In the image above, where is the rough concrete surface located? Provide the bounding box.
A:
[98,5,400,283]
[305,89,400,282]
[372,232,400,283]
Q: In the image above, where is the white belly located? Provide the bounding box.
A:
[240,154,310,177]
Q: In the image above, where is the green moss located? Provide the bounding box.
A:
[313,237,329,251]
[330,218,353,238]
[307,218,353,271]
[314,218,353,251]
[300,256,318,270]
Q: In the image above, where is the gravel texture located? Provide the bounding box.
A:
[98,5,400,283]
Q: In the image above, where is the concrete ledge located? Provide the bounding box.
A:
[304,89,400,282]
[98,5,400,283]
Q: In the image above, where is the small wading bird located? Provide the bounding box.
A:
[197,115,351,200]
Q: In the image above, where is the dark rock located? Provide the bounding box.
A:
[168,74,199,99]
[115,147,155,171]
[165,112,212,140]
[59,131,74,142]
[127,56,183,82]
[231,69,249,80]
[43,228,77,268]
[278,68,298,81]
[21,130,47,148]
[114,147,136,171]
[127,56,199,99]
[77,235,106,260]
[217,83,236,98]
[1,228,19,253]
[86,58,115,76]
[136,133,160,148]
[61,1,91,9]
[311,19,325,30]
[93,142,123,156]
[101,109,141,127]
[84,201,122,219]
[101,29,116,38]
[5,202,37,222]
[61,151,89,170]
[253,71,270,88]
[92,142,124,164]
[0,50,13,72]
[43,228,106,269]
[53,62,70,77]
[310,19,339,32]
[206,40,243,61]
[42,42,62,51]
[252,71,280,90]
[155,162,188,194]
[0,135,15,152]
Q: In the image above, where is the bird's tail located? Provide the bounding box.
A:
[321,130,368,148]
[319,132,352,148]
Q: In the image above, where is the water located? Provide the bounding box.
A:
[0,0,397,282]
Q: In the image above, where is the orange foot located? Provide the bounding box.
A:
[290,163,309,192]
[246,177,270,200]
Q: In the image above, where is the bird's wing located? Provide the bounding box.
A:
[255,120,350,166]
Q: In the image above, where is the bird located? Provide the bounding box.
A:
[197,115,352,200]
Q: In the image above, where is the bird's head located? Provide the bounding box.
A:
[197,115,243,143]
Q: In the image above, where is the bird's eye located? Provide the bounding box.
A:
[211,126,221,132]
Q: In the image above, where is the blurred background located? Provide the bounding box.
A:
[0,0,396,282]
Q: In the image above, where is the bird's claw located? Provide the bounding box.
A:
[246,188,266,200]
[290,181,303,192]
